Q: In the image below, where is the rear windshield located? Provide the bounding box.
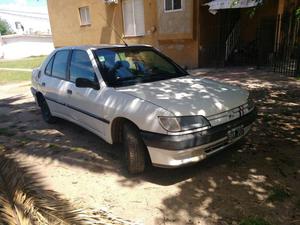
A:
[93,46,188,87]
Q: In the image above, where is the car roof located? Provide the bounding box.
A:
[55,44,153,51]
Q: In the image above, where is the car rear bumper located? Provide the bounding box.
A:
[141,108,256,167]
[30,87,38,104]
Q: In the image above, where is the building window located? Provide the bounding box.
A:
[122,0,145,37]
[79,6,91,26]
[165,0,182,12]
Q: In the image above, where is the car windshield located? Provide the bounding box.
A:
[93,46,188,87]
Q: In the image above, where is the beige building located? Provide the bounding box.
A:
[48,0,294,68]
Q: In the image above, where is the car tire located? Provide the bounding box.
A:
[122,122,146,174]
[40,97,56,124]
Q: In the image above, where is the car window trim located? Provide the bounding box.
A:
[91,49,105,83]
[44,55,55,76]
[69,49,99,85]
[66,50,72,81]
[51,50,71,81]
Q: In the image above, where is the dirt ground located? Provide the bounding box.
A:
[0,68,299,225]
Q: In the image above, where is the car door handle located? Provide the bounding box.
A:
[67,89,72,95]
[41,82,46,87]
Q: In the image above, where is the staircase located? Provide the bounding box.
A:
[225,20,241,62]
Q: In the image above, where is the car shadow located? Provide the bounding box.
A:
[0,93,248,186]
[1,68,299,224]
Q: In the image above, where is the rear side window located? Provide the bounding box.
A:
[52,50,70,79]
[45,56,54,76]
[70,50,96,82]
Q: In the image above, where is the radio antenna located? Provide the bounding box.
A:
[98,12,128,47]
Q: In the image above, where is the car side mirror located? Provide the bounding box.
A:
[75,78,100,90]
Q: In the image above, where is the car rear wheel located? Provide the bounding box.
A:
[122,122,146,174]
[40,97,56,124]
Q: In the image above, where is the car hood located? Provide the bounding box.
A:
[116,76,249,117]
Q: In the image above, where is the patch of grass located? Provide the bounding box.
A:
[71,147,86,152]
[46,143,65,156]
[17,137,33,146]
[267,186,291,202]
[0,128,16,137]
[0,70,31,84]
[239,217,272,225]
[296,76,300,80]
[0,56,46,69]
[47,143,60,149]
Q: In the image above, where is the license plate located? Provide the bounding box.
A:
[227,125,244,143]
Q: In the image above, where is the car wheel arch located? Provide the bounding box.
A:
[111,117,140,145]
[36,92,44,107]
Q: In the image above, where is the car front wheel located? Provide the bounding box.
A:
[122,122,146,174]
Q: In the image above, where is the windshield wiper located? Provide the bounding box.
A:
[141,73,184,83]
[108,76,140,87]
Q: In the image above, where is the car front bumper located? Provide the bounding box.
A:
[141,108,257,168]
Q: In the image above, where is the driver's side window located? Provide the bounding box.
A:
[70,50,97,83]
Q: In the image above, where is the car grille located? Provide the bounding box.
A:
[207,102,254,127]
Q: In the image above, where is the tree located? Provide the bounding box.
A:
[0,18,13,35]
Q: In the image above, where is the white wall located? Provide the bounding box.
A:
[0,35,54,59]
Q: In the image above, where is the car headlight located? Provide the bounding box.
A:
[158,115,211,132]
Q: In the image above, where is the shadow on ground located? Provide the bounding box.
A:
[0,68,299,224]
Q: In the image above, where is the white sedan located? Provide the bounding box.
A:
[31,45,256,174]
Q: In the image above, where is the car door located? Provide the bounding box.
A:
[40,50,71,118]
[65,49,106,136]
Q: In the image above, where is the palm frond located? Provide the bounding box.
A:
[0,151,88,225]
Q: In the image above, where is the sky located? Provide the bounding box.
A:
[0,0,47,7]
[0,0,47,12]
